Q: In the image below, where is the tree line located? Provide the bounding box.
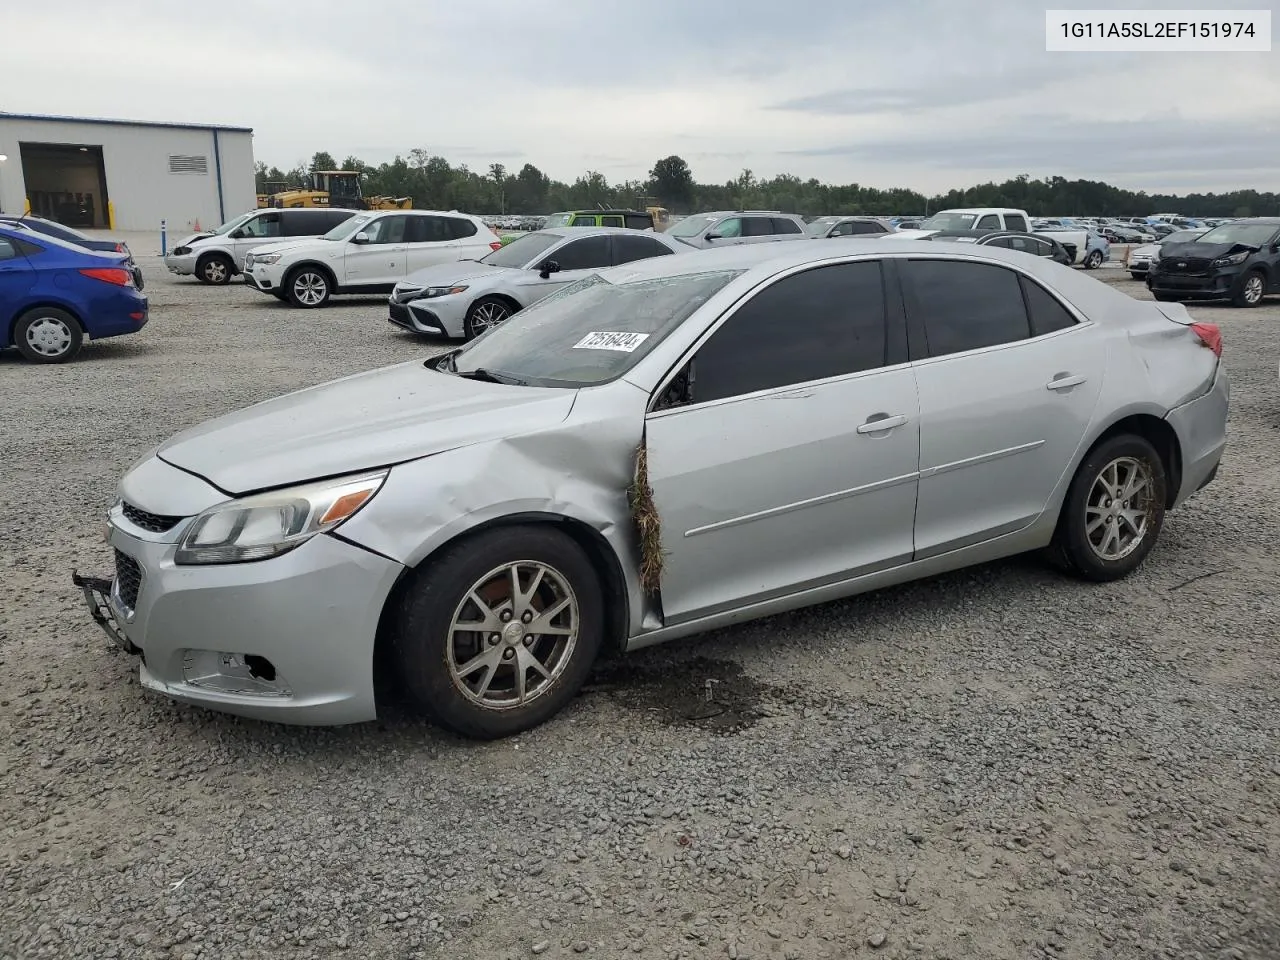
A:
[254,152,1279,220]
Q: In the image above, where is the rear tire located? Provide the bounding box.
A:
[1231,269,1266,308]
[14,308,84,363]
[196,253,234,285]
[392,526,604,739]
[285,266,332,308]
[1045,434,1167,582]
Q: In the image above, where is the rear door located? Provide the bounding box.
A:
[404,215,459,273]
[742,216,777,245]
[901,257,1104,558]
[770,217,805,241]
[0,236,35,331]
[445,216,497,260]
[645,259,920,622]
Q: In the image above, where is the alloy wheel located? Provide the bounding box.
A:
[24,316,74,358]
[1085,456,1155,561]
[1244,274,1263,305]
[446,560,579,710]
[203,260,228,283]
[471,301,510,333]
[292,272,327,306]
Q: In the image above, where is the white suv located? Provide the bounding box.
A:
[165,207,357,284]
[243,210,501,308]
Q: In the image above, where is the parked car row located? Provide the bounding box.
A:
[75,236,1230,738]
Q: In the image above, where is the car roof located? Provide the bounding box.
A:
[0,222,118,256]
[1228,217,1280,225]
[536,226,678,239]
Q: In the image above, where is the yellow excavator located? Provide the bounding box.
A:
[270,171,412,210]
[256,180,288,208]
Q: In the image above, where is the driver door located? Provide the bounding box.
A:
[231,211,281,265]
[343,214,409,287]
[511,234,614,305]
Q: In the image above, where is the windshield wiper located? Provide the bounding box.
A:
[454,367,528,385]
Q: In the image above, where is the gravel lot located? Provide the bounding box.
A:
[2,237,1278,960]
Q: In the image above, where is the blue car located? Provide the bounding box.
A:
[1,223,148,363]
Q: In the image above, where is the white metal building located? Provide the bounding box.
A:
[0,113,255,232]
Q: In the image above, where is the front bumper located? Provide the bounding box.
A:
[244,264,285,293]
[1148,267,1241,299]
[1165,364,1229,509]
[1128,257,1152,274]
[387,295,468,338]
[164,253,197,276]
[74,517,404,725]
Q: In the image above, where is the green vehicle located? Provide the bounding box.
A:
[542,209,655,230]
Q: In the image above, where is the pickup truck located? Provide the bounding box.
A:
[887,207,1102,267]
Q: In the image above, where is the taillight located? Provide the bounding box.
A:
[489,240,502,251]
[1190,322,1222,357]
[79,267,133,287]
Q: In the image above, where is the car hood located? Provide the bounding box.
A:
[402,261,513,288]
[1131,242,1160,257]
[884,229,938,240]
[245,238,332,259]
[1158,241,1257,260]
[156,361,577,494]
[179,232,216,247]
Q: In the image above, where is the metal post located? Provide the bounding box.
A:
[160,219,167,257]
[0,153,7,214]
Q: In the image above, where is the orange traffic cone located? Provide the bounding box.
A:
[193,218,202,231]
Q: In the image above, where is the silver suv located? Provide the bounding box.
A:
[667,210,808,249]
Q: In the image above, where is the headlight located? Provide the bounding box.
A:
[419,285,469,299]
[174,471,387,565]
[253,253,284,265]
[1212,251,1249,267]
[172,246,191,256]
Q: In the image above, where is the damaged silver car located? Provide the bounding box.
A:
[74,240,1228,739]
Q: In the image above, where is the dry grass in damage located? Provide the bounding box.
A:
[629,441,664,594]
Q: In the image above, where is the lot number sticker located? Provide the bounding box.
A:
[573,331,650,352]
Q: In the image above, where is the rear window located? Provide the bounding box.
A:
[480,231,561,267]
[625,213,653,230]
[449,269,744,387]
[771,217,803,235]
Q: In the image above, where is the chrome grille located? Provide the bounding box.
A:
[114,549,142,611]
[121,501,183,533]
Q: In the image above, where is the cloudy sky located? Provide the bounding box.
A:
[6,0,1278,194]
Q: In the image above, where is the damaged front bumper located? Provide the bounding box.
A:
[71,569,142,656]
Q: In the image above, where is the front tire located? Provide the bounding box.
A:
[1130,272,1144,281]
[1046,434,1167,582]
[1231,269,1265,308]
[464,296,515,340]
[392,526,604,739]
[196,253,234,285]
[14,308,84,363]
[1084,249,1104,270]
[286,266,332,308]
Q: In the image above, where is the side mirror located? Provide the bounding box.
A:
[538,259,560,279]
[350,232,370,244]
[228,229,245,239]
[705,233,721,241]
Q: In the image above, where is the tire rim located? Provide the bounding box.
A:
[24,316,73,357]
[446,560,580,710]
[1086,456,1155,562]
[204,260,228,283]
[293,272,327,305]
[471,301,510,333]
[1244,275,1263,304]
[1087,251,1102,268]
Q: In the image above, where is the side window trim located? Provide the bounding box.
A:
[646,258,907,416]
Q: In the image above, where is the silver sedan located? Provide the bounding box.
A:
[75,241,1229,739]
[387,227,691,340]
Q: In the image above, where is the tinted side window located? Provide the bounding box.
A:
[447,217,478,239]
[905,260,1030,357]
[689,262,887,404]
[771,217,803,234]
[1005,214,1029,232]
[326,212,355,231]
[850,221,887,234]
[283,213,323,237]
[984,236,1014,248]
[0,238,17,261]
[975,215,1000,231]
[743,217,774,237]
[624,214,652,230]
[601,215,624,228]
[1020,276,1078,336]
[13,237,44,257]
[550,235,612,271]
[406,216,452,243]
[612,235,675,265]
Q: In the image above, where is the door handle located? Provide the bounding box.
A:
[1046,374,1086,391]
[857,414,908,434]
[772,389,813,399]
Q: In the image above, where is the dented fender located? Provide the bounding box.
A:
[335,379,656,637]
